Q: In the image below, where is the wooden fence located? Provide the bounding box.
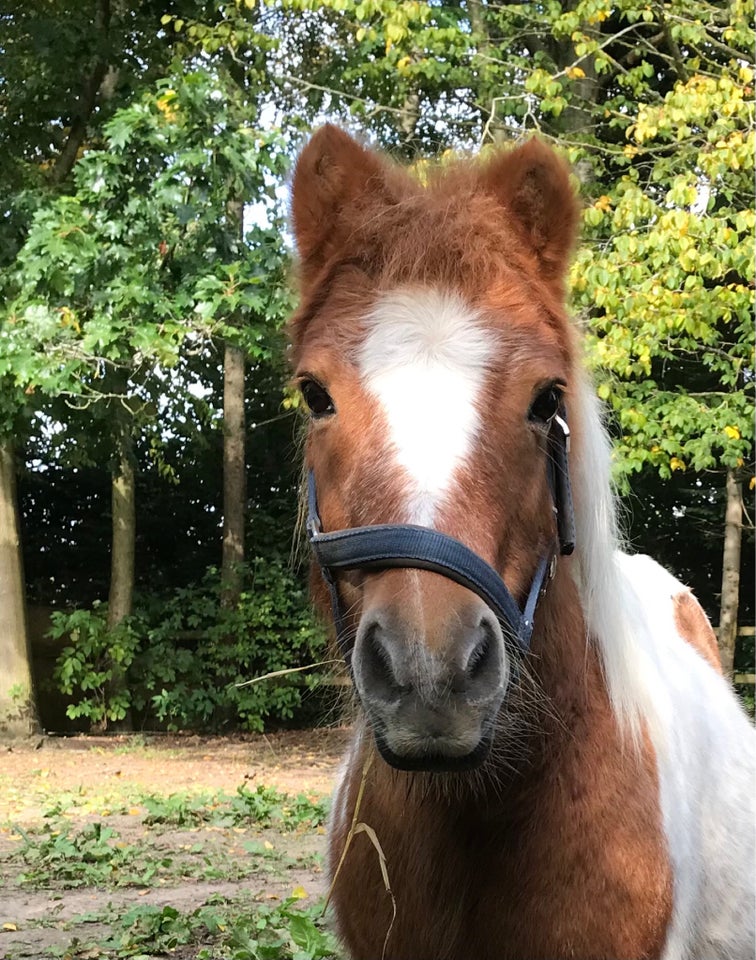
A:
[729,626,755,686]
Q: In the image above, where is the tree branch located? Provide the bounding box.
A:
[52,0,111,184]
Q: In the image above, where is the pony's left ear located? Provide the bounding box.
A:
[479,139,580,285]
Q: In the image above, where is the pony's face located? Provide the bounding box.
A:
[290,127,580,771]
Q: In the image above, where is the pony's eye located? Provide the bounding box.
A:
[300,378,335,419]
[529,385,563,425]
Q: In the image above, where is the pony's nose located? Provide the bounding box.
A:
[351,604,508,769]
[352,603,508,732]
[355,609,505,701]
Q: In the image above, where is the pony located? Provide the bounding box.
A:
[287,125,755,960]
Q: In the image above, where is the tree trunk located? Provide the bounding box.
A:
[221,192,246,611]
[103,423,135,732]
[221,341,247,609]
[0,441,40,738]
[107,436,135,631]
[717,468,742,677]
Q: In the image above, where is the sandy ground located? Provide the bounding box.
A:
[0,729,351,960]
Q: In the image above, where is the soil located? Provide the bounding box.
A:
[0,728,352,960]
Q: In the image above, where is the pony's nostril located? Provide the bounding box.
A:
[462,615,505,697]
[466,629,495,680]
[355,620,405,703]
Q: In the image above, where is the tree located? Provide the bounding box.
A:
[0,0,207,734]
[0,443,39,736]
[719,469,745,676]
[2,67,289,727]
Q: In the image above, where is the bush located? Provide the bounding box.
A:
[51,604,140,728]
[51,558,329,732]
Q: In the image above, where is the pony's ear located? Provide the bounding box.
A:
[291,125,395,283]
[480,139,580,284]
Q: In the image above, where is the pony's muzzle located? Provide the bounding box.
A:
[352,599,509,771]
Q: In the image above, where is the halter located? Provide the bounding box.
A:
[306,412,575,663]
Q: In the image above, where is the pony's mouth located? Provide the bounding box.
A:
[368,715,496,773]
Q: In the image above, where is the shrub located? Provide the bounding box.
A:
[51,558,329,732]
[51,604,140,728]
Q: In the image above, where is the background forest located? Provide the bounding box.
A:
[1,0,753,737]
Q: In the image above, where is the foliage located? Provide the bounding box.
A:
[1,67,289,439]
[51,560,329,733]
[196,894,339,960]
[132,558,328,732]
[64,896,340,960]
[50,604,141,727]
[139,784,328,832]
[12,819,142,889]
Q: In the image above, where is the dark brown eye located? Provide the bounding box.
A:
[300,378,335,419]
[529,385,563,425]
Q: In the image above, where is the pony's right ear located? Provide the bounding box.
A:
[291,125,394,284]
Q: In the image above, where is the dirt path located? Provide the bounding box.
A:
[1,729,350,820]
[0,729,351,960]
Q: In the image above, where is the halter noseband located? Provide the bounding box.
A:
[306,412,575,662]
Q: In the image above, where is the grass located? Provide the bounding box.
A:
[47,893,339,960]
[139,783,328,832]
[0,769,341,959]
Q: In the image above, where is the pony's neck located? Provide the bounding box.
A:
[485,559,608,799]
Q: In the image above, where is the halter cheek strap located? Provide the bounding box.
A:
[306,413,574,662]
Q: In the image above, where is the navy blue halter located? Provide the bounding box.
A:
[306,413,574,662]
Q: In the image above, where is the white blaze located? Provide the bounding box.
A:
[358,288,494,525]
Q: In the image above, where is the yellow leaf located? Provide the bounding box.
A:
[128,807,141,816]
[156,91,179,122]
[291,885,308,900]
[263,840,274,850]
[594,195,612,212]
[670,457,686,472]
[3,923,18,931]
[749,477,755,491]
[565,66,586,80]
[723,425,741,440]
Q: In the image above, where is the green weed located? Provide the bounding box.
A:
[12,820,140,888]
[141,790,217,827]
[51,896,341,960]
[138,784,328,832]
[202,896,339,960]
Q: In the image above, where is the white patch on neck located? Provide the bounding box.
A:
[358,288,494,525]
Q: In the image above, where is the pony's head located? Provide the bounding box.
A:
[289,126,582,771]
